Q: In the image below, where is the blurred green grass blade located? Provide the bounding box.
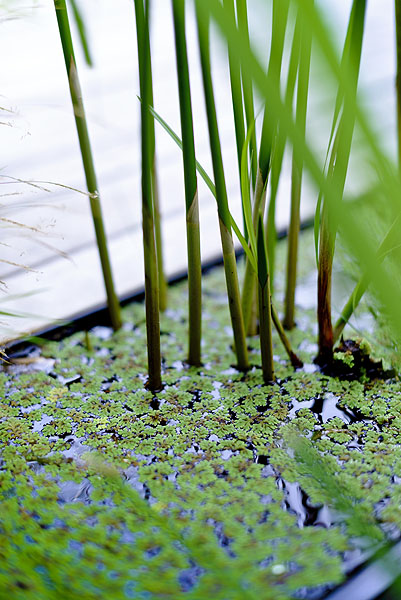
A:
[68,0,92,66]
[267,5,300,286]
[236,0,257,189]
[241,122,257,260]
[333,213,401,342]
[283,0,313,330]
[223,0,246,186]
[396,0,401,167]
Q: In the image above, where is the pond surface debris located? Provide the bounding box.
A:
[1,233,401,600]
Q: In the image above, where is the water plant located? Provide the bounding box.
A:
[4,1,401,596]
[53,0,121,332]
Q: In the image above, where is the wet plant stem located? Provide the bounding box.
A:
[257,215,274,383]
[316,0,366,364]
[134,0,162,391]
[53,0,122,331]
[195,5,249,371]
[271,303,303,368]
[283,2,312,330]
[143,2,167,312]
[172,0,202,366]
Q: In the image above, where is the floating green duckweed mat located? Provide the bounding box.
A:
[1,232,400,599]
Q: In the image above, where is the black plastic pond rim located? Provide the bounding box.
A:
[5,218,313,356]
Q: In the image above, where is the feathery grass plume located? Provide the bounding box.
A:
[195,4,249,371]
[236,0,257,190]
[53,0,121,331]
[256,214,274,383]
[172,0,202,366]
[316,0,366,364]
[134,0,162,391]
[283,0,313,330]
[396,0,401,168]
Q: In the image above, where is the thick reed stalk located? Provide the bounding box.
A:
[53,0,121,331]
[283,1,313,330]
[257,215,274,383]
[172,0,202,366]
[143,2,167,312]
[236,0,257,189]
[195,5,249,371]
[316,0,366,364]
[396,0,401,168]
[134,0,162,391]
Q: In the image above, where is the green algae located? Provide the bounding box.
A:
[1,232,400,599]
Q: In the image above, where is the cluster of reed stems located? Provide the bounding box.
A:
[52,0,401,390]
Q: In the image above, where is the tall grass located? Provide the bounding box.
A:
[172,0,202,366]
[53,0,121,331]
[44,0,401,384]
[195,4,249,371]
[283,0,312,330]
[134,0,161,391]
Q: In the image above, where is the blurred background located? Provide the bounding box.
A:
[0,0,396,342]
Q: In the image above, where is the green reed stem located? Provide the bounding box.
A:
[317,0,366,364]
[134,0,161,391]
[172,0,202,366]
[53,0,121,331]
[241,172,266,335]
[242,0,289,335]
[144,2,167,312]
[257,214,274,383]
[236,0,257,190]
[68,0,92,66]
[195,5,249,371]
[265,0,291,291]
[271,303,303,368]
[223,0,246,234]
[283,1,312,330]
